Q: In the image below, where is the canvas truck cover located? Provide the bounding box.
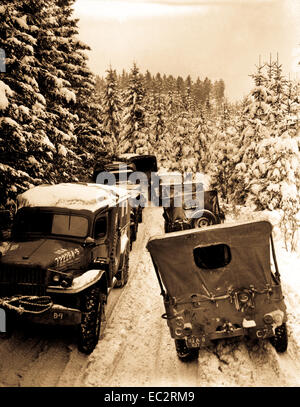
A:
[147,220,274,299]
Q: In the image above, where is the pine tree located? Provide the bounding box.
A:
[231,61,271,204]
[194,107,212,173]
[0,1,55,206]
[119,63,149,154]
[209,101,238,201]
[102,67,122,155]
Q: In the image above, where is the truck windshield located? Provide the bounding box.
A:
[14,211,89,238]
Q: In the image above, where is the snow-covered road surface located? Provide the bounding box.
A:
[0,206,300,387]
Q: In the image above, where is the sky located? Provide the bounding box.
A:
[73,0,300,101]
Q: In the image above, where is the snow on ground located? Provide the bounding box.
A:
[0,205,300,387]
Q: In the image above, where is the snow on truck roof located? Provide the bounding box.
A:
[17,183,131,212]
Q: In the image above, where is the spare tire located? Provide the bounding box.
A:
[191,211,217,229]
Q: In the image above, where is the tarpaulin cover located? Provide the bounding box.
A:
[147,221,273,298]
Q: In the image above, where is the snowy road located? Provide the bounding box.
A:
[0,207,300,387]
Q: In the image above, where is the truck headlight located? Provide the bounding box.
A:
[49,270,73,287]
[238,291,250,303]
[263,310,284,327]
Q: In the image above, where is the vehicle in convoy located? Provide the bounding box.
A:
[0,209,12,241]
[147,220,288,361]
[118,153,158,187]
[161,182,225,233]
[93,160,145,249]
[0,183,131,354]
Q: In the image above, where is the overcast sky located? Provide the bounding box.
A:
[73,0,300,101]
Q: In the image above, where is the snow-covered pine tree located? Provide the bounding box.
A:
[148,91,166,152]
[101,66,122,155]
[266,55,287,135]
[0,1,55,207]
[231,60,271,205]
[240,58,300,239]
[155,89,177,169]
[32,0,104,182]
[193,107,212,173]
[168,111,197,174]
[119,63,150,155]
[55,0,104,178]
[209,100,238,201]
[24,0,80,183]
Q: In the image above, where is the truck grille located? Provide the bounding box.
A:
[0,265,46,297]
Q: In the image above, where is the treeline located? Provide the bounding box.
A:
[97,57,300,244]
[96,63,228,166]
[96,71,225,108]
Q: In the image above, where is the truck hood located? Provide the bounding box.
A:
[0,239,84,270]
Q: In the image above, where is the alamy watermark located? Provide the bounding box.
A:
[0,49,6,73]
[95,164,206,218]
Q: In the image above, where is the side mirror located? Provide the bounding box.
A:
[82,237,96,248]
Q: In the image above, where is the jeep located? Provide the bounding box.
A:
[147,220,288,361]
[161,181,225,233]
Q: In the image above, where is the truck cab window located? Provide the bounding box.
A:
[94,217,107,239]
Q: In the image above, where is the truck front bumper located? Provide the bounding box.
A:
[22,303,82,326]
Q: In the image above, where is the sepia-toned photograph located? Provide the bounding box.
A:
[0,0,300,392]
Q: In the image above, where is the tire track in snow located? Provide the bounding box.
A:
[81,207,164,386]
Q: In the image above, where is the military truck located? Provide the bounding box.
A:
[93,160,145,248]
[0,183,131,354]
[118,154,158,198]
[0,209,12,241]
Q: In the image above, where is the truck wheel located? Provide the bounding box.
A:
[131,224,137,243]
[138,207,143,223]
[269,323,288,353]
[0,310,15,339]
[115,247,129,288]
[78,286,106,355]
[175,339,199,362]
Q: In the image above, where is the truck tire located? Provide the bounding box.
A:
[138,206,143,223]
[78,285,106,355]
[109,231,118,276]
[115,247,129,288]
[175,339,199,362]
[0,310,15,339]
[269,323,288,353]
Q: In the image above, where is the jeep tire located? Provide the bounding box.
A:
[269,322,288,353]
[175,339,199,362]
[78,285,106,354]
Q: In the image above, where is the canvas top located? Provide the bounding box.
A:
[147,220,274,298]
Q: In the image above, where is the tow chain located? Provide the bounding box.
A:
[0,295,53,315]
